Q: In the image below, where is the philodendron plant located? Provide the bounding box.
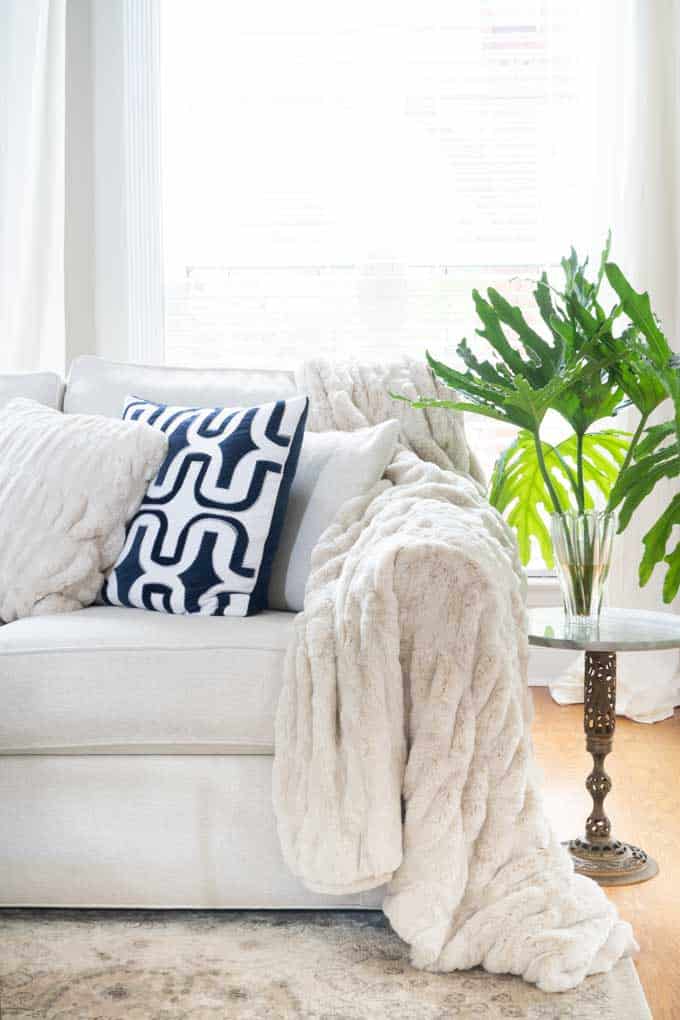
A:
[395,237,680,602]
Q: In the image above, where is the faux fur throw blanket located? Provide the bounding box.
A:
[273,359,636,993]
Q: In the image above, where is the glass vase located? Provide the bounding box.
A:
[551,511,616,623]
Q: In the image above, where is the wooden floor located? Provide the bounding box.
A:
[532,688,679,1020]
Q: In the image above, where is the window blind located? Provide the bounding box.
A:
[160,0,591,484]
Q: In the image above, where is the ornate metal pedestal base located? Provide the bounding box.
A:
[566,838,659,886]
[567,650,659,887]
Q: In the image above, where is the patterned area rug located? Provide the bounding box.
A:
[0,909,651,1020]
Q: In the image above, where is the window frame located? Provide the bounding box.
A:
[83,0,563,589]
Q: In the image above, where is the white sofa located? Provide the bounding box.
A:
[0,356,383,909]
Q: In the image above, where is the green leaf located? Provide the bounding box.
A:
[472,290,529,378]
[425,351,507,404]
[605,262,680,430]
[639,494,680,584]
[489,429,630,567]
[662,543,680,603]
[635,421,676,460]
[605,263,671,367]
[639,493,680,603]
[534,273,565,350]
[595,230,612,296]
[552,362,622,435]
[592,327,669,417]
[425,350,547,432]
[485,288,558,375]
[558,430,630,501]
[490,434,562,566]
[610,443,680,530]
[389,391,515,426]
[457,337,511,387]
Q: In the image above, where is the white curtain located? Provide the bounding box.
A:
[0,0,66,373]
[550,0,680,722]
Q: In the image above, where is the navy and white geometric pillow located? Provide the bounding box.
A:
[102,394,308,616]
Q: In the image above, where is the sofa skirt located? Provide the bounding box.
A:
[0,754,385,909]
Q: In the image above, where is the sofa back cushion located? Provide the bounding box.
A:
[65,356,296,417]
[268,421,400,612]
[0,372,64,410]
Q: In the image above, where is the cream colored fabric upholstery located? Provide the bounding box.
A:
[268,420,400,611]
[65,356,296,418]
[0,606,294,754]
[0,754,384,908]
[0,371,63,409]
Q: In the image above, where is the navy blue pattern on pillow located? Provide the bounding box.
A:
[102,394,308,616]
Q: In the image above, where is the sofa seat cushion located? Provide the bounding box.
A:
[0,606,295,754]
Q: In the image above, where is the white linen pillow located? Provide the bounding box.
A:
[0,398,168,622]
[268,419,400,612]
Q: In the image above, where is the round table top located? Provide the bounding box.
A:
[528,606,680,652]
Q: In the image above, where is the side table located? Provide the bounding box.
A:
[528,606,680,886]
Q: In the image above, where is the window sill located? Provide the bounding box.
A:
[526,574,561,609]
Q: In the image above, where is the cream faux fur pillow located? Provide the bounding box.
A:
[0,398,168,622]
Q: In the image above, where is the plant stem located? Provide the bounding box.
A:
[606,411,649,513]
[532,430,564,514]
[621,412,649,473]
[532,430,584,586]
[579,432,591,612]
[576,431,586,513]
[551,445,581,506]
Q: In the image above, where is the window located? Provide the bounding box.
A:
[160,0,593,491]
